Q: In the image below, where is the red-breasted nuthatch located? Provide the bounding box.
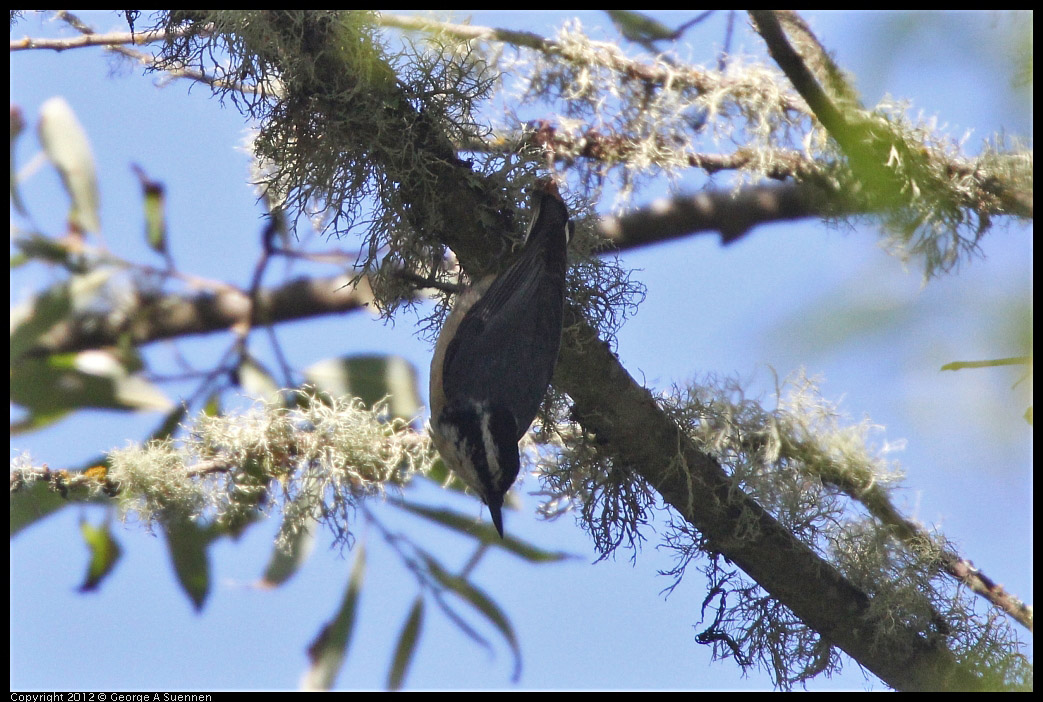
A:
[429,182,572,537]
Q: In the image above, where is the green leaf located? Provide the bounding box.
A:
[10,477,69,537]
[302,545,366,691]
[420,551,522,681]
[260,480,321,587]
[163,515,212,611]
[387,597,425,691]
[10,269,112,361]
[149,403,189,442]
[940,356,1032,371]
[9,409,71,435]
[11,351,172,419]
[11,232,78,269]
[260,518,316,588]
[10,283,72,363]
[78,518,122,592]
[397,501,577,563]
[203,390,222,417]
[37,97,100,233]
[131,164,167,255]
[236,356,281,404]
[304,354,421,419]
[607,10,678,43]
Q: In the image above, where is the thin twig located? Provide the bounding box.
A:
[12,26,168,51]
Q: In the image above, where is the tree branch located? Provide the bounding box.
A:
[596,182,846,249]
[556,312,983,691]
[11,24,168,51]
[748,10,912,205]
[24,274,377,357]
[377,11,804,113]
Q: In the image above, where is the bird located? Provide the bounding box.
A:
[429,181,572,537]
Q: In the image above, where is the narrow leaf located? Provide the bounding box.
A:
[940,356,1032,371]
[149,404,189,442]
[163,515,212,611]
[421,552,522,681]
[10,478,69,537]
[387,597,425,691]
[236,356,281,404]
[11,232,77,269]
[37,97,100,233]
[398,501,577,563]
[78,518,122,591]
[305,354,421,419]
[260,479,322,588]
[301,545,366,691]
[131,163,167,255]
[11,351,172,417]
[607,10,678,42]
[10,279,74,362]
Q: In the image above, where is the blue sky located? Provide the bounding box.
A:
[10,11,1032,691]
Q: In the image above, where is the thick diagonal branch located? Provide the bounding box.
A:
[556,311,982,691]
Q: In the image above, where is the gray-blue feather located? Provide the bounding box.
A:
[441,190,570,441]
